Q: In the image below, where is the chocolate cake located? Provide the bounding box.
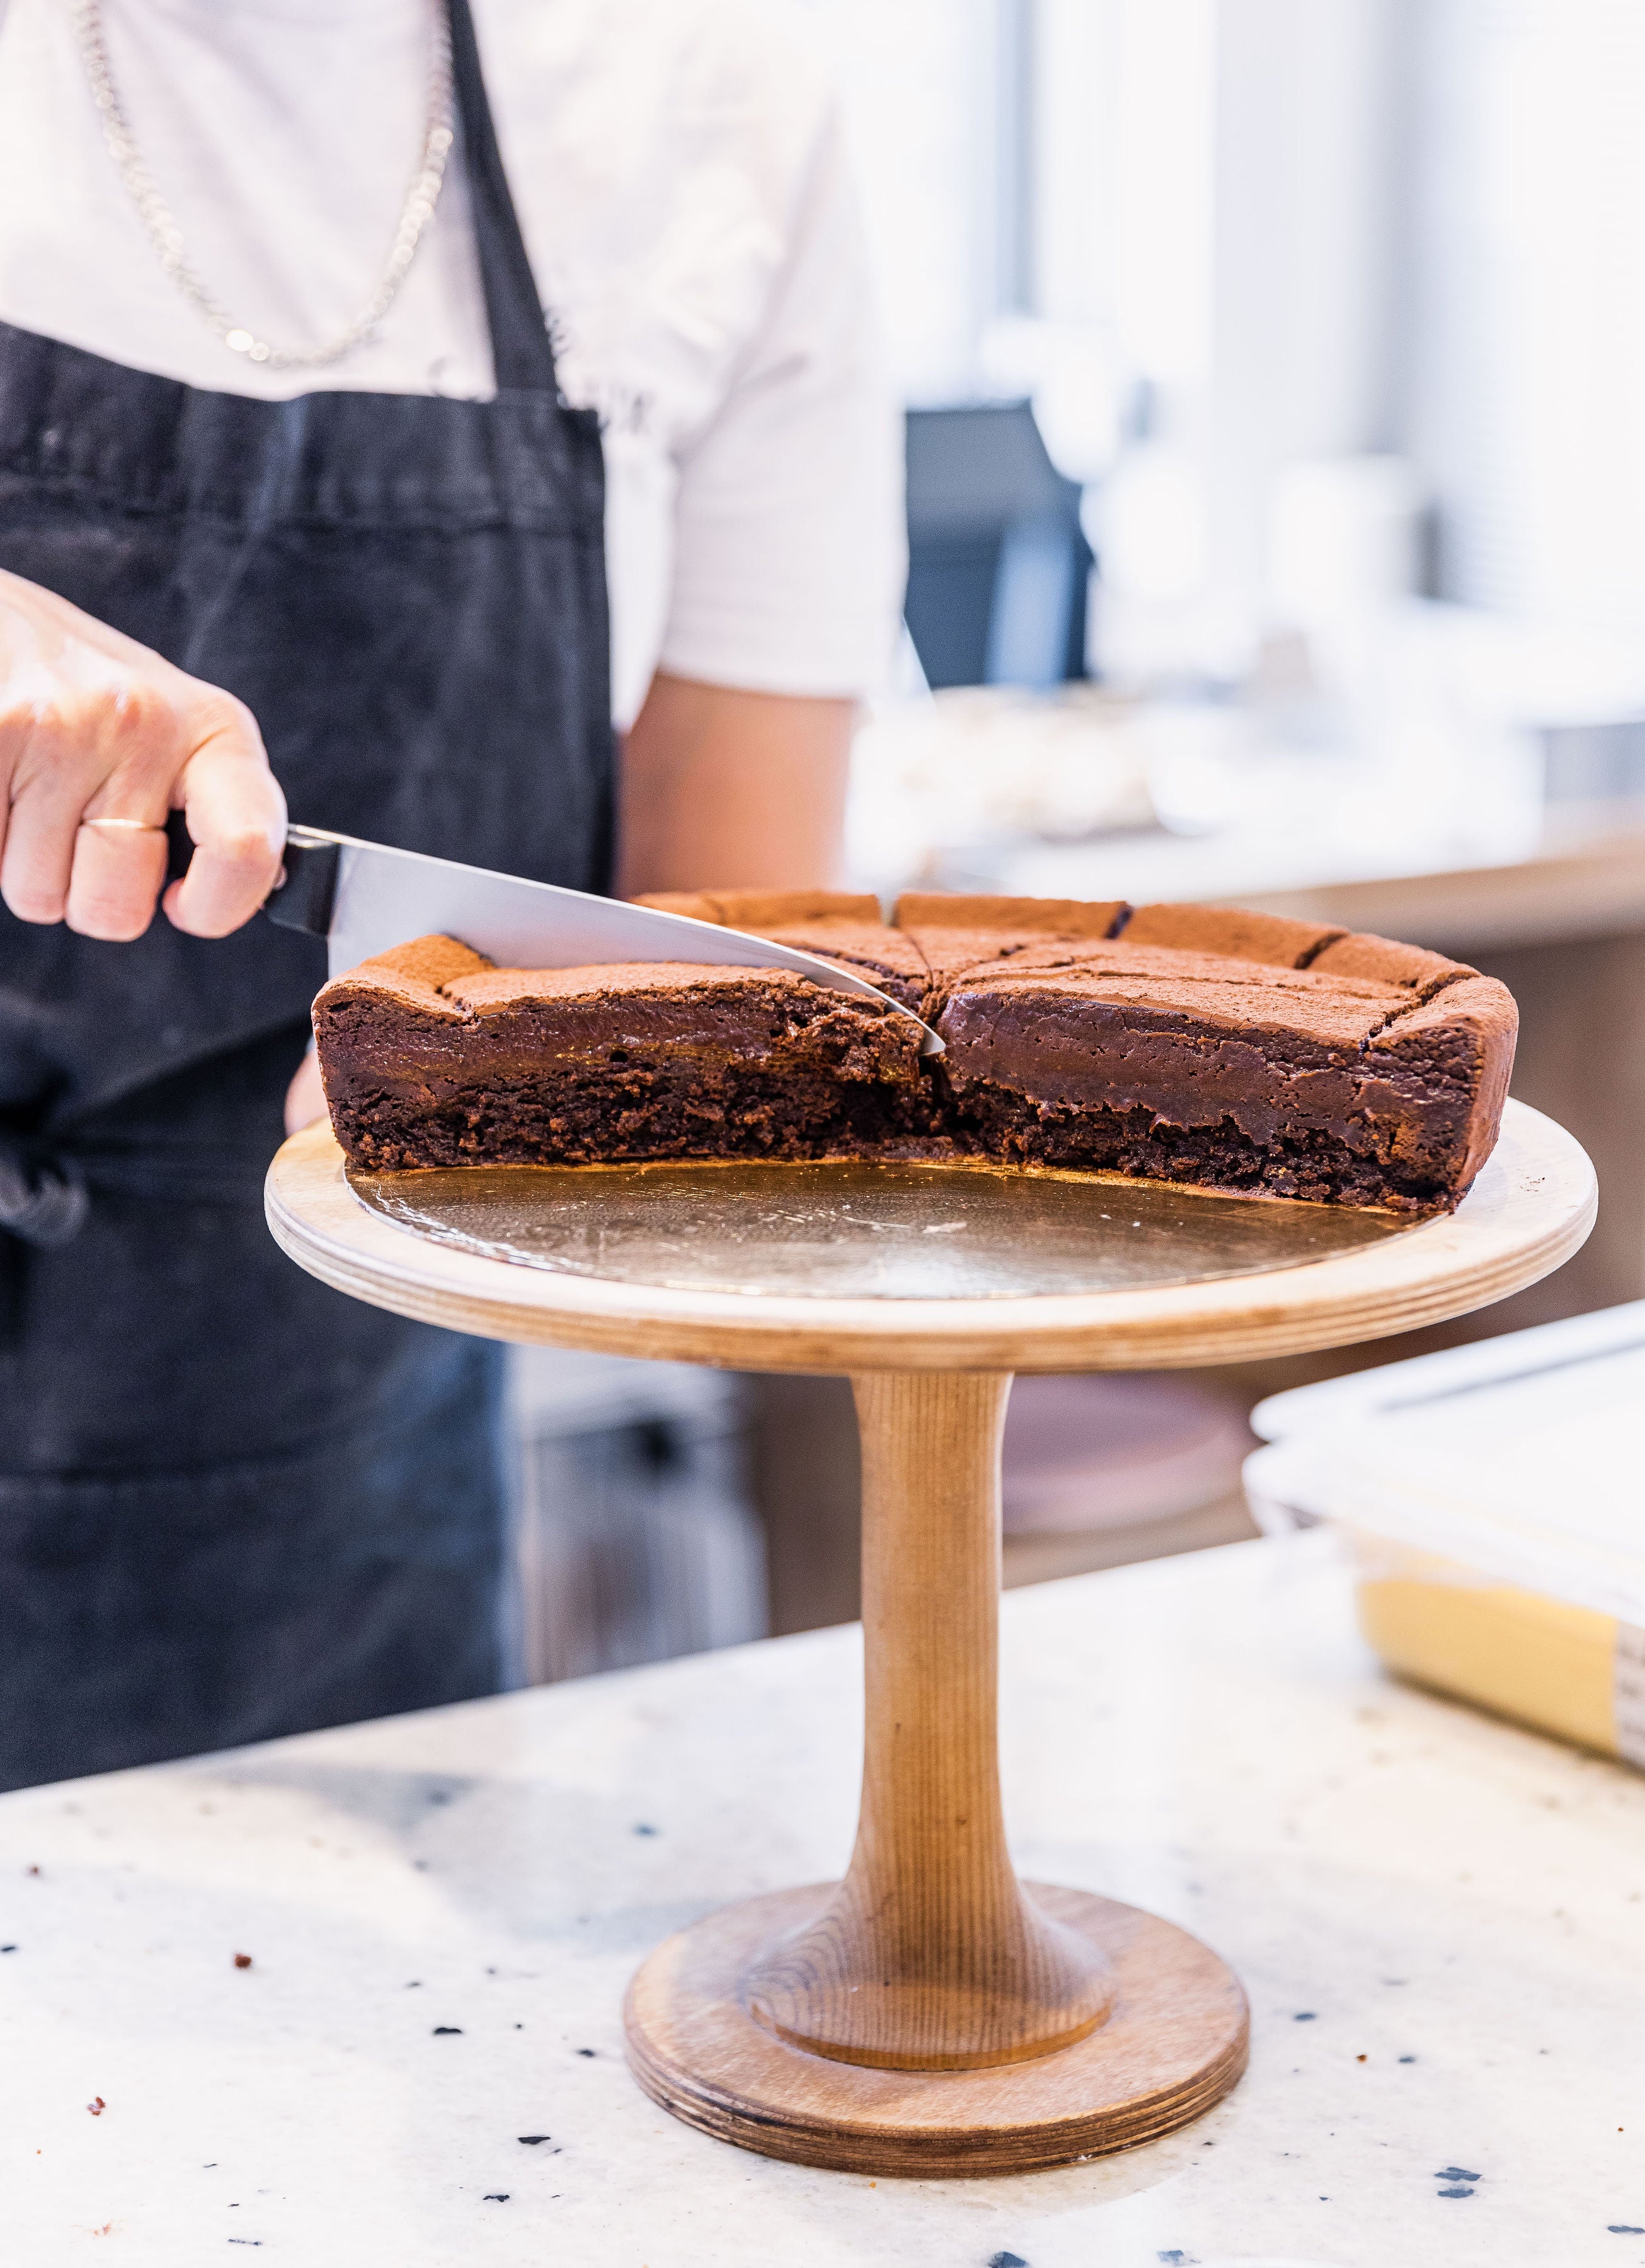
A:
[313,932,926,1171]
[313,896,1517,1212]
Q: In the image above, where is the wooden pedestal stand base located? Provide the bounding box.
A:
[265,1103,1595,2180]
[626,1373,1248,2174]
[627,1882,1246,2176]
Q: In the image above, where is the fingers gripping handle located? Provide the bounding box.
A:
[164,815,340,938]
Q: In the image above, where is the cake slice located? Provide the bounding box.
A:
[893,891,1128,1012]
[314,936,926,1171]
[637,889,931,1012]
[1118,902,1346,967]
[931,935,1514,1210]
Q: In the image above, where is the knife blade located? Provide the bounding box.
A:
[261,825,944,1055]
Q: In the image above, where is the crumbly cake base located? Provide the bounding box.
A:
[943,1087,1439,1209]
[333,1063,930,1174]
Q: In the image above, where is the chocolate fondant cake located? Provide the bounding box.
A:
[314,896,1517,1212]
[314,932,926,1171]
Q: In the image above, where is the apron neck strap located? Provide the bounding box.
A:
[447,0,560,395]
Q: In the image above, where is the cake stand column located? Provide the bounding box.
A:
[623,1364,1247,2172]
[743,1372,1115,2068]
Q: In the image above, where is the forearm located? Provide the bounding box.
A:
[616,673,852,898]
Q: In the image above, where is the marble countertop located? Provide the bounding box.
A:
[4,1533,1643,2266]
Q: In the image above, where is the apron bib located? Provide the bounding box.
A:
[0,0,612,1787]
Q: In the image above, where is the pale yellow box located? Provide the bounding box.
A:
[1344,1538,1644,1765]
[1247,1303,1645,1768]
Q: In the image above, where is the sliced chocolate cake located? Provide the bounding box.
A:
[930,941,1511,1208]
[314,934,926,1171]
[313,894,1516,1211]
[914,898,1514,1208]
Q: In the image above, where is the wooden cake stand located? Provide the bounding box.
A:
[267,1100,1593,2177]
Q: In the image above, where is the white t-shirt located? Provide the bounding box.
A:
[0,0,905,726]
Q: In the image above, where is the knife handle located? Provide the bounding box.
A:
[265,830,341,937]
[163,809,193,884]
[161,815,341,939]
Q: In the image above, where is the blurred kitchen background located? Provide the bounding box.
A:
[510,0,1645,1685]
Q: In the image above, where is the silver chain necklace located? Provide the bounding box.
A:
[66,0,455,372]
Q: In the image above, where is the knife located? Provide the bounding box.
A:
[256,824,944,1056]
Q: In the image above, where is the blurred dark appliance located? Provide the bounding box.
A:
[903,401,1092,690]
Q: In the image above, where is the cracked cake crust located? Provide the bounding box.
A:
[313,895,1516,1211]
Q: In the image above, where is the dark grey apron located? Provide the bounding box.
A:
[0,0,613,1787]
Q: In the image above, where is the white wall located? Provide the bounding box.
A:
[1406,0,1645,633]
[1203,0,1407,617]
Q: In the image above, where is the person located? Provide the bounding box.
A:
[0,0,902,1788]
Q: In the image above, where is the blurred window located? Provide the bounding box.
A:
[801,0,1645,666]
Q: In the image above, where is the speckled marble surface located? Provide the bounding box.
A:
[3,1533,1643,2265]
